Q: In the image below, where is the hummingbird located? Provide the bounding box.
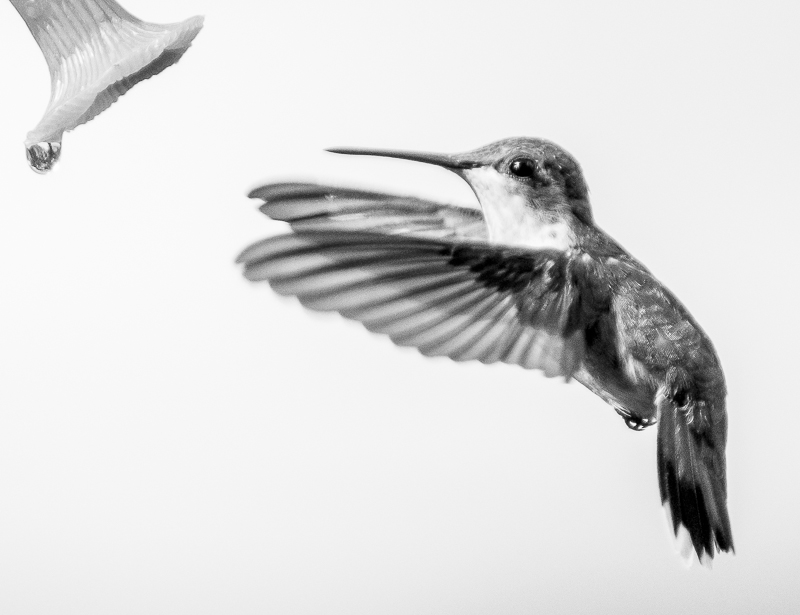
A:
[238,137,733,563]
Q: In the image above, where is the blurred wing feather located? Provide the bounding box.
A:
[239,230,589,379]
[249,182,487,240]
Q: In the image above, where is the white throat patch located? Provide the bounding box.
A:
[462,167,575,251]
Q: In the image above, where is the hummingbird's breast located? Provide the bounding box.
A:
[462,167,575,251]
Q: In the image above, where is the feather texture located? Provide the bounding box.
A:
[656,386,733,562]
[251,183,487,240]
[239,229,587,379]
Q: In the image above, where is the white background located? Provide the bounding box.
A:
[0,0,798,613]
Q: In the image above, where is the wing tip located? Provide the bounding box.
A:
[247,182,402,206]
[248,182,322,201]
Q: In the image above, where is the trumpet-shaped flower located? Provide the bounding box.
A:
[10,0,203,172]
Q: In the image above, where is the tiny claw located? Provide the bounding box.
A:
[625,417,646,431]
[613,405,648,431]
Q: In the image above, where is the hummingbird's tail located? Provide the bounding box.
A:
[656,389,734,564]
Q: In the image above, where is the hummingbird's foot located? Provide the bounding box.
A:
[9,0,203,172]
[614,406,656,431]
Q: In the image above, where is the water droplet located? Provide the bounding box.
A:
[26,141,61,174]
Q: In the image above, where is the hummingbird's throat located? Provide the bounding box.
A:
[462,167,575,251]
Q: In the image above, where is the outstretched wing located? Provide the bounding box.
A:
[241,182,601,378]
[249,183,487,241]
[239,228,596,379]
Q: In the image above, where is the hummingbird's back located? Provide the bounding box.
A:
[584,252,733,561]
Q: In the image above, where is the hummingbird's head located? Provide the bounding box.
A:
[328,137,593,250]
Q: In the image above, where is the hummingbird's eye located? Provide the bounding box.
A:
[509,158,537,179]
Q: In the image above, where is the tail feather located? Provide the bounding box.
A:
[656,391,733,563]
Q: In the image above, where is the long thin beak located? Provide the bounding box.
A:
[326,147,481,170]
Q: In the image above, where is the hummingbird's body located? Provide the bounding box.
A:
[238,137,733,562]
